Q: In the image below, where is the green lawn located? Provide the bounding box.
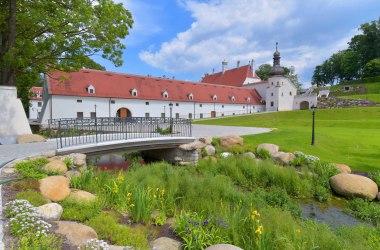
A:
[340,94,380,103]
[195,107,380,173]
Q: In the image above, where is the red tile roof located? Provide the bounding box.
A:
[47,69,263,105]
[29,87,43,100]
[201,65,260,87]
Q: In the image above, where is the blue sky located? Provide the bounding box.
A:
[95,0,380,86]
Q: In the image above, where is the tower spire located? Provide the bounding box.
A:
[270,42,284,76]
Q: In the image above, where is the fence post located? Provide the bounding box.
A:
[189,119,192,137]
[95,117,98,143]
[58,120,63,148]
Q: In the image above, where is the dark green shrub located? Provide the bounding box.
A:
[313,185,331,202]
[346,198,380,225]
[264,187,302,217]
[14,190,49,207]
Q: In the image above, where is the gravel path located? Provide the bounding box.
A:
[0,125,271,164]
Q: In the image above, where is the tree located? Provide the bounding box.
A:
[286,66,302,90]
[0,0,133,87]
[363,58,380,77]
[255,64,272,81]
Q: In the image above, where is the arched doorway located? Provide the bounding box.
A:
[300,101,309,110]
[116,108,132,118]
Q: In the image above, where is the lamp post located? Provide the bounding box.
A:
[94,104,97,118]
[311,105,316,146]
[169,102,173,133]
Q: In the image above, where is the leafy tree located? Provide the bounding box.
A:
[363,58,380,77]
[286,66,302,90]
[255,64,272,81]
[0,0,133,87]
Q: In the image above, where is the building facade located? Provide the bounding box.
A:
[29,87,44,120]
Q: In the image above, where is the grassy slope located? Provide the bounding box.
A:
[195,107,380,172]
[340,94,380,102]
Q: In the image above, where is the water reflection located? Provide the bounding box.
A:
[87,151,144,171]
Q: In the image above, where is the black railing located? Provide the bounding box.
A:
[48,117,192,148]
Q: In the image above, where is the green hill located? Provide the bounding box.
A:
[328,77,380,102]
[195,107,380,173]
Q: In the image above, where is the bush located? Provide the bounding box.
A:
[14,158,49,179]
[14,190,49,207]
[257,148,270,159]
[346,198,380,226]
[85,212,149,248]
[11,234,62,250]
[63,157,74,170]
[60,198,103,222]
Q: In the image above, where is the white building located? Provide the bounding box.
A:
[37,45,317,125]
[29,87,44,120]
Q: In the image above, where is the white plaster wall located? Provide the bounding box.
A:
[318,89,329,98]
[293,95,318,110]
[243,77,262,85]
[0,86,32,143]
[39,95,266,124]
[266,76,297,111]
[29,100,43,120]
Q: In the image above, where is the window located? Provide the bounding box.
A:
[176,113,180,119]
[212,95,217,101]
[271,82,273,85]
[77,100,82,103]
[270,101,274,107]
[271,93,273,96]
[199,104,203,107]
[110,100,115,104]
[281,92,284,96]
[161,113,165,118]
[233,113,235,115]
[188,113,192,119]
[246,97,251,102]
[77,112,83,119]
[200,113,203,119]
[145,102,149,105]
[131,88,138,96]
[243,106,245,109]
[221,113,224,117]
[145,113,150,118]
[38,102,42,107]
[90,112,96,119]
[344,86,350,91]
[162,91,169,99]
[231,96,235,102]
[89,89,94,94]
[289,92,292,96]
[87,85,95,94]
[176,103,179,106]
[188,93,194,100]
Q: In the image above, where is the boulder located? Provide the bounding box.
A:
[243,152,256,159]
[221,152,232,158]
[16,134,46,144]
[257,143,279,155]
[43,159,68,174]
[39,176,71,202]
[271,152,295,165]
[219,135,243,149]
[42,151,56,158]
[65,170,81,179]
[330,173,378,200]
[204,145,216,156]
[55,221,98,247]
[72,153,87,167]
[205,244,243,250]
[333,163,351,174]
[151,237,181,250]
[199,136,213,145]
[203,156,218,164]
[2,167,16,174]
[179,141,206,151]
[37,203,63,220]
[67,189,96,202]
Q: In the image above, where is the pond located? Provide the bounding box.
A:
[86,151,146,171]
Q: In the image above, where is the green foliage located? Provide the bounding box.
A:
[12,178,40,191]
[257,148,270,159]
[346,198,380,225]
[255,64,272,81]
[371,170,380,186]
[63,157,74,170]
[60,198,103,222]
[14,157,49,179]
[85,212,149,248]
[11,234,63,250]
[156,126,171,135]
[363,58,380,77]
[14,190,48,207]
[176,211,230,249]
[128,187,153,224]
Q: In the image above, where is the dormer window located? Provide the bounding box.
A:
[188,93,194,100]
[131,88,138,97]
[162,91,169,99]
[246,97,251,102]
[87,85,95,94]
[230,96,235,102]
[212,95,217,101]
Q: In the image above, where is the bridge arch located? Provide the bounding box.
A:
[117,107,132,118]
[300,101,309,110]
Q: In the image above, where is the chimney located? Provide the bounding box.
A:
[237,60,240,68]
[222,60,228,73]
[212,68,215,74]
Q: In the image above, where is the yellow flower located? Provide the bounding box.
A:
[117,172,124,183]
[129,204,135,208]
[296,229,301,234]
[156,187,160,192]
[127,192,132,197]
[251,210,260,220]
[153,194,157,198]
[255,225,263,235]
[160,189,165,196]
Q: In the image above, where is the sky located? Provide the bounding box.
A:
[94,0,380,86]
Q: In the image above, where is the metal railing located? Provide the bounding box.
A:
[48,117,192,148]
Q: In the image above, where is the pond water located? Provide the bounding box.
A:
[300,200,364,228]
[87,151,145,171]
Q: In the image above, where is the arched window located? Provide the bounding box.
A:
[87,84,95,94]
[246,97,251,102]
[162,91,169,99]
[188,93,194,100]
[212,95,217,101]
[131,88,138,96]
[289,91,292,96]
[230,96,235,102]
